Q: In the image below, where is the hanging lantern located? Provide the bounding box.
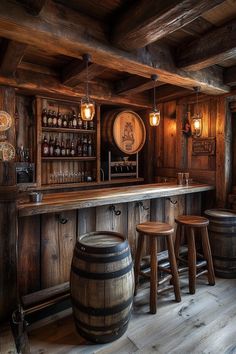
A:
[149,74,160,127]
[80,54,95,121]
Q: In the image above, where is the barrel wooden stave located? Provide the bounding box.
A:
[205,209,236,278]
[70,231,134,343]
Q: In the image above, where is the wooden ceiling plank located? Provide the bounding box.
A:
[114,76,164,95]
[177,19,236,71]
[112,0,226,50]
[16,0,47,16]
[62,59,107,87]
[0,40,27,76]
[0,69,151,108]
[224,65,236,86]
[0,0,229,95]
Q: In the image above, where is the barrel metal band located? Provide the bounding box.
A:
[74,247,131,263]
[71,296,133,316]
[77,239,129,254]
[71,262,133,280]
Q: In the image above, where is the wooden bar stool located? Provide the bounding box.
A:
[134,221,181,314]
[175,215,215,294]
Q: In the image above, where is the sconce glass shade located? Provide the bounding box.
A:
[80,96,95,121]
[149,108,160,126]
[192,113,202,137]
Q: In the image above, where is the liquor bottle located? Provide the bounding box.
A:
[77,137,82,157]
[49,136,54,156]
[42,136,49,156]
[70,140,76,157]
[42,108,48,127]
[82,136,88,157]
[88,120,94,130]
[83,120,88,130]
[54,137,61,157]
[62,114,68,128]
[87,135,93,157]
[52,111,57,127]
[57,113,62,128]
[66,138,70,156]
[72,111,77,129]
[47,110,53,127]
[61,139,66,156]
[68,112,73,128]
[77,113,83,129]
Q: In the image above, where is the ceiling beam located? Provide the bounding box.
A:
[0,0,229,95]
[0,69,151,108]
[157,85,192,102]
[114,76,164,95]
[224,65,236,86]
[62,59,106,87]
[16,0,47,15]
[177,19,236,71]
[112,0,225,51]
[0,40,27,76]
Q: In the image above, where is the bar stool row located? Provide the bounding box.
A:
[134,215,215,314]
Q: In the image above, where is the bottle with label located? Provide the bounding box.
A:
[88,120,94,130]
[77,113,83,129]
[77,137,83,157]
[70,140,76,157]
[49,136,54,156]
[42,108,48,127]
[61,139,66,156]
[57,113,62,128]
[42,136,49,156]
[47,110,53,127]
[52,111,57,127]
[82,136,88,157]
[66,138,70,156]
[54,137,61,157]
[72,111,77,129]
[62,114,68,128]
[68,112,73,129]
[83,120,88,130]
[87,135,93,157]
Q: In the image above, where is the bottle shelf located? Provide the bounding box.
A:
[42,156,96,161]
[42,127,96,134]
[110,172,137,178]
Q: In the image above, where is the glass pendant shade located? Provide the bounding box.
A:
[149,108,160,126]
[192,113,202,137]
[81,96,95,121]
[80,53,95,121]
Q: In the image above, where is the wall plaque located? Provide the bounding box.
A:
[192,137,216,156]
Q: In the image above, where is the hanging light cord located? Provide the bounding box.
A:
[153,80,156,111]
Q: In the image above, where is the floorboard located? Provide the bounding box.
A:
[28,276,236,354]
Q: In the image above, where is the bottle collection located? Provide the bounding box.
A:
[42,108,94,130]
[49,169,94,184]
[42,135,95,157]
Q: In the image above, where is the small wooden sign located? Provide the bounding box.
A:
[192,137,216,156]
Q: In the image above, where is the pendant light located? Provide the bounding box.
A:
[192,86,202,137]
[149,74,160,127]
[80,54,95,121]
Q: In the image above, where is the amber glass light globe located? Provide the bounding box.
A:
[80,97,95,121]
[149,109,160,126]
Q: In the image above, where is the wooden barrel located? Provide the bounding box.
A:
[70,231,134,343]
[102,110,146,155]
[204,209,236,278]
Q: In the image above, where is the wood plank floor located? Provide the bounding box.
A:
[28,276,236,354]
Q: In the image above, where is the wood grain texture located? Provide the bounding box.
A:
[0,40,27,76]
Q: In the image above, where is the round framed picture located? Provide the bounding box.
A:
[0,111,12,132]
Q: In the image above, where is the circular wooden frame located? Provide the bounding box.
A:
[112,110,146,155]
[0,111,12,132]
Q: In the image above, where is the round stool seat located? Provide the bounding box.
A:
[175,215,209,227]
[136,221,174,235]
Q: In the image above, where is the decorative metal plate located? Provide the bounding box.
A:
[0,111,12,131]
[0,141,15,161]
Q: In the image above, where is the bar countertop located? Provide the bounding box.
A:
[17,183,215,217]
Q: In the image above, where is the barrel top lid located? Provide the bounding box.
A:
[79,232,125,248]
[205,209,236,218]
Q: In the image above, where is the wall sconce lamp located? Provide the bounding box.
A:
[80,54,95,121]
[149,74,160,127]
[192,86,202,137]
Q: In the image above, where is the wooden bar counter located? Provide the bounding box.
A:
[18,182,214,217]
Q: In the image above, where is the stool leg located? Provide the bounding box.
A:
[201,226,215,286]
[188,227,196,294]
[150,237,157,314]
[134,233,145,296]
[174,224,182,265]
[167,234,181,302]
